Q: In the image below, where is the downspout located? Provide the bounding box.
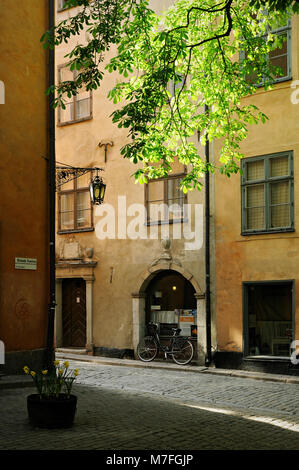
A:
[45,0,56,368]
[204,104,212,367]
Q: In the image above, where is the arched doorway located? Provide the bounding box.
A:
[145,270,197,337]
[132,263,207,364]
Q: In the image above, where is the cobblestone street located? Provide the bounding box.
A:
[0,358,299,451]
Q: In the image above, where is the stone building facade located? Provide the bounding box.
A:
[54,0,212,364]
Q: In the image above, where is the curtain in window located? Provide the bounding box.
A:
[60,193,74,230]
[147,177,185,222]
[76,191,91,228]
[270,156,289,177]
[76,94,91,119]
[270,181,290,227]
[59,67,74,123]
[247,160,264,181]
[167,178,184,220]
[246,184,265,229]
[147,180,164,222]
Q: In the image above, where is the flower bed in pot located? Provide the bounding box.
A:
[23,361,79,429]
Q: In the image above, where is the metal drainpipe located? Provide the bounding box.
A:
[204,104,212,367]
[45,0,56,369]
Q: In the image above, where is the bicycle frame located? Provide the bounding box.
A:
[151,326,187,359]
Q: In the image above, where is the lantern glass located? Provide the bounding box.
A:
[90,176,106,205]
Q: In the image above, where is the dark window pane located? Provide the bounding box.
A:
[247,283,292,356]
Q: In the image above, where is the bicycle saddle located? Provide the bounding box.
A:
[172,327,181,335]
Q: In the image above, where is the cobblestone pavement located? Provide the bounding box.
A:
[0,359,299,450]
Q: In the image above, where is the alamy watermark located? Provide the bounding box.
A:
[94,198,203,250]
[291,80,299,105]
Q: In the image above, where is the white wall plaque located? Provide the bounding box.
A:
[15,257,37,270]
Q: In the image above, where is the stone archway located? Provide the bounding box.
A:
[132,262,207,365]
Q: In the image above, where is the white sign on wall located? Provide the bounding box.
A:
[15,257,37,270]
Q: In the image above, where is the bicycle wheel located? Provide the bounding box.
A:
[172,339,194,365]
[137,336,158,362]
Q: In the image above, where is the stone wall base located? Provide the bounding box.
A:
[94,347,134,359]
[3,348,47,375]
[213,351,299,376]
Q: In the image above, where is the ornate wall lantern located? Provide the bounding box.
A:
[90,172,106,205]
[56,163,106,205]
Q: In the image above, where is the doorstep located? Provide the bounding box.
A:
[55,348,88,355]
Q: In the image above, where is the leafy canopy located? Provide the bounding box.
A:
[42,0,295,191]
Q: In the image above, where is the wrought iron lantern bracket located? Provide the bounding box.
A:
[56,164,104,190]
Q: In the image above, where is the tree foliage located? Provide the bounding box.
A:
[42,0,295,190]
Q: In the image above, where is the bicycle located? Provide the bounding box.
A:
[137,322,194,365]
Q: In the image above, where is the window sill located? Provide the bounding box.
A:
[243,355,290,363]
[241,227,294,236]
[253,76,292,88]
[145,218,188,226]
[57,115,93,127]
[57,3,77,12]
[58,228,94,235]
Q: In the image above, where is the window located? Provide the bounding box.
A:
[58,173,93,233]
[58,65,92,125]
[241,151,294,234]
[241,16,291,84]
[145,174,187,224]
[57,0,68,11]
[244,281,293,357]
[268,18,291,82]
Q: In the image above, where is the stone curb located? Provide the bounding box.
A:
[0,376,34,390]
[55,352,299,385]
[1,351,298,389]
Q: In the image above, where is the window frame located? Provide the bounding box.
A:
[240,17,292,86]
[267,18,292,84]
[145,172,188,226]
[58,176,94,234]
[57,0,71,12]
[242,280,295,358]
[57,63,93,126]
[241,151,294,235]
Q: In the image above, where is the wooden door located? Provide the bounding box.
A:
[62,278,86,347]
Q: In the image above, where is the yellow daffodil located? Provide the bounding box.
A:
[53,360,60,366]
[42,370,48,375]
[58,369,63,376]
[74,369,79,376]
[23,366,30,374]
[30,371,36,377]
[63,361,70,369]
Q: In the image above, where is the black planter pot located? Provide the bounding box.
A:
[27,394,77,429]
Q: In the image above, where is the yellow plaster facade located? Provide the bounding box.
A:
[213,13,299,368]
[54,0,210,362]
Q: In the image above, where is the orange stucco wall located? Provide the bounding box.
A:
[0,1,50,351]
